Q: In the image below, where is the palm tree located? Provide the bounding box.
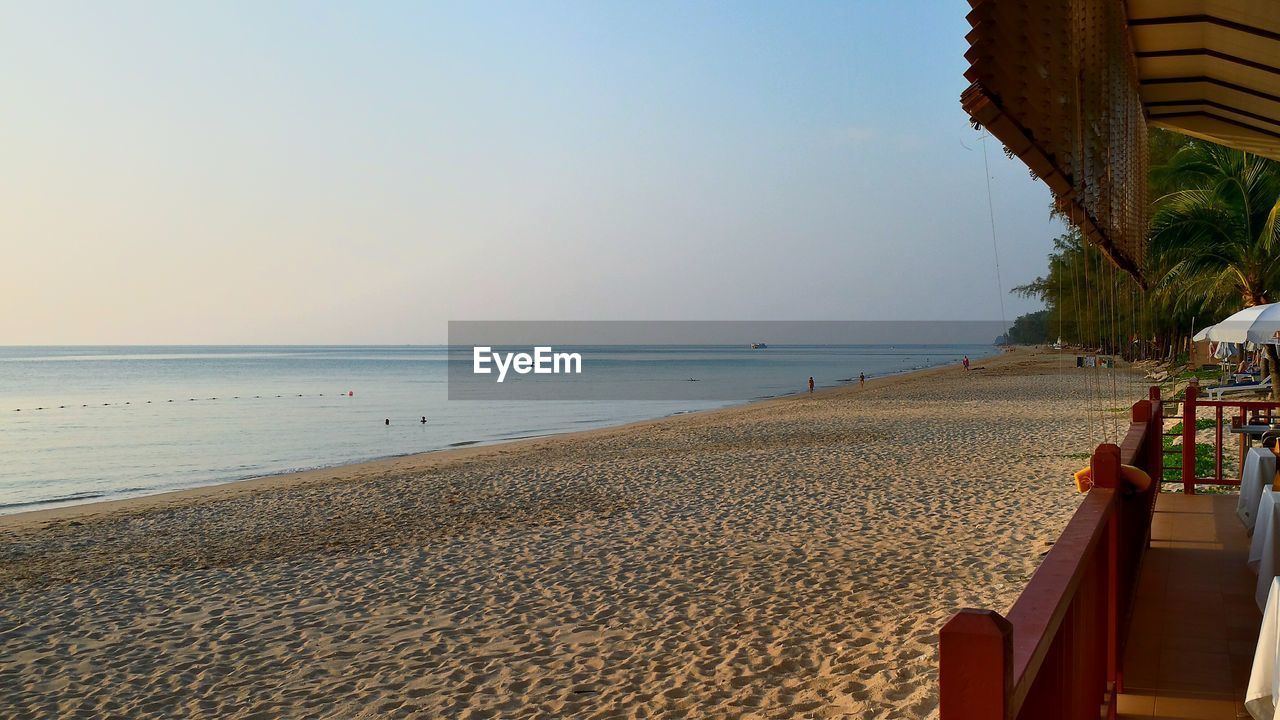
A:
[1014,226,1183,359]
[1150,141,1280,395]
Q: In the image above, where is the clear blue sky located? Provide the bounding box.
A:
[1,0,1063,344]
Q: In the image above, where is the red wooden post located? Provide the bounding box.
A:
[1148,386,1162,483]
[1092,443,1123,700]
[1219,407,1228,483]
[1131,398,1150,424]
[1182,384,1198,494]
[1092,443,1121,490]
[1131,397,1151,476]
[939,609,1012,720]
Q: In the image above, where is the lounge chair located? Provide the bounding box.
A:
[1206,377,1273,400]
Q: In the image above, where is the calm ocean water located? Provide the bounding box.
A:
[1,344,995,514]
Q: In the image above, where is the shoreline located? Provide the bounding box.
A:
[2,346,1118,719]
[0,347,1011,530]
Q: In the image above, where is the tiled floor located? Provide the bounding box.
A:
[1119,493,1262,720]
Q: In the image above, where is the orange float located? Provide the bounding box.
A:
[1073,464,1152,493]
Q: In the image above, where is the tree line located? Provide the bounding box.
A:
[1008,130,1280,370]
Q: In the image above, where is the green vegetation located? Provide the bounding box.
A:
[1006,131,1280,398]
[1161,437,1217,483]
[1161,418,1239,493]
[1151,142,1280,310]
[1157,367,1224,400]
[1166,419,1217,435]
[1006,309,1049,344]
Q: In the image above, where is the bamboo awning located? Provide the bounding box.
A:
[963,0,1280,283]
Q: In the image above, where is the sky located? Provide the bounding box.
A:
[0,0,1065,345]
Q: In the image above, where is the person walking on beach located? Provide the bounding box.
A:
[859,372,865,387]
[808,376,814,394]
[962,355,970,371]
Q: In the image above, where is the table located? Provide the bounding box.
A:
[1254,488,1280,568]
[1247,576,1280,719]
[1234,425,1277,479]
[1253,488,1280,610]
[1242,448,1279,532]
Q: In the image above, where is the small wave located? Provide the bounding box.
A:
[0,491,107,511]
[495,433,548,441]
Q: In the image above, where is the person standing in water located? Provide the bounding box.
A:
[808,377,814,393]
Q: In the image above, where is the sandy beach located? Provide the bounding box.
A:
[0,349,1136,719]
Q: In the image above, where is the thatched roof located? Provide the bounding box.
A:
[963,0,1280,282]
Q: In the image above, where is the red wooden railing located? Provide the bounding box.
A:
[1180,383,1280,492]
[938,387,1163,720]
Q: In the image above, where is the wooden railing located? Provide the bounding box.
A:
[938,387,1163,720]
[1180,384,1280,492]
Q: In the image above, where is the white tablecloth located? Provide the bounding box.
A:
[1247,577,1280,719]
[1253,488,1279,573]
[1241,448,1278,533]
[1254,489,1280,610]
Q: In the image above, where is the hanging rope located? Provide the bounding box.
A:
[1108,259,1121,441]
[1074,204,1102,446]
[980,132,1009,340]
[1085,230,1105,444]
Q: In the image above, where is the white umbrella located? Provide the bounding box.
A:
[1203,304,1280,344]
[1193,324,1214,342]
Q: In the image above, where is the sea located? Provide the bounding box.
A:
[1,344,996,514]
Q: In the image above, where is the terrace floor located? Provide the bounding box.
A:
[1118,492,1261,720]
